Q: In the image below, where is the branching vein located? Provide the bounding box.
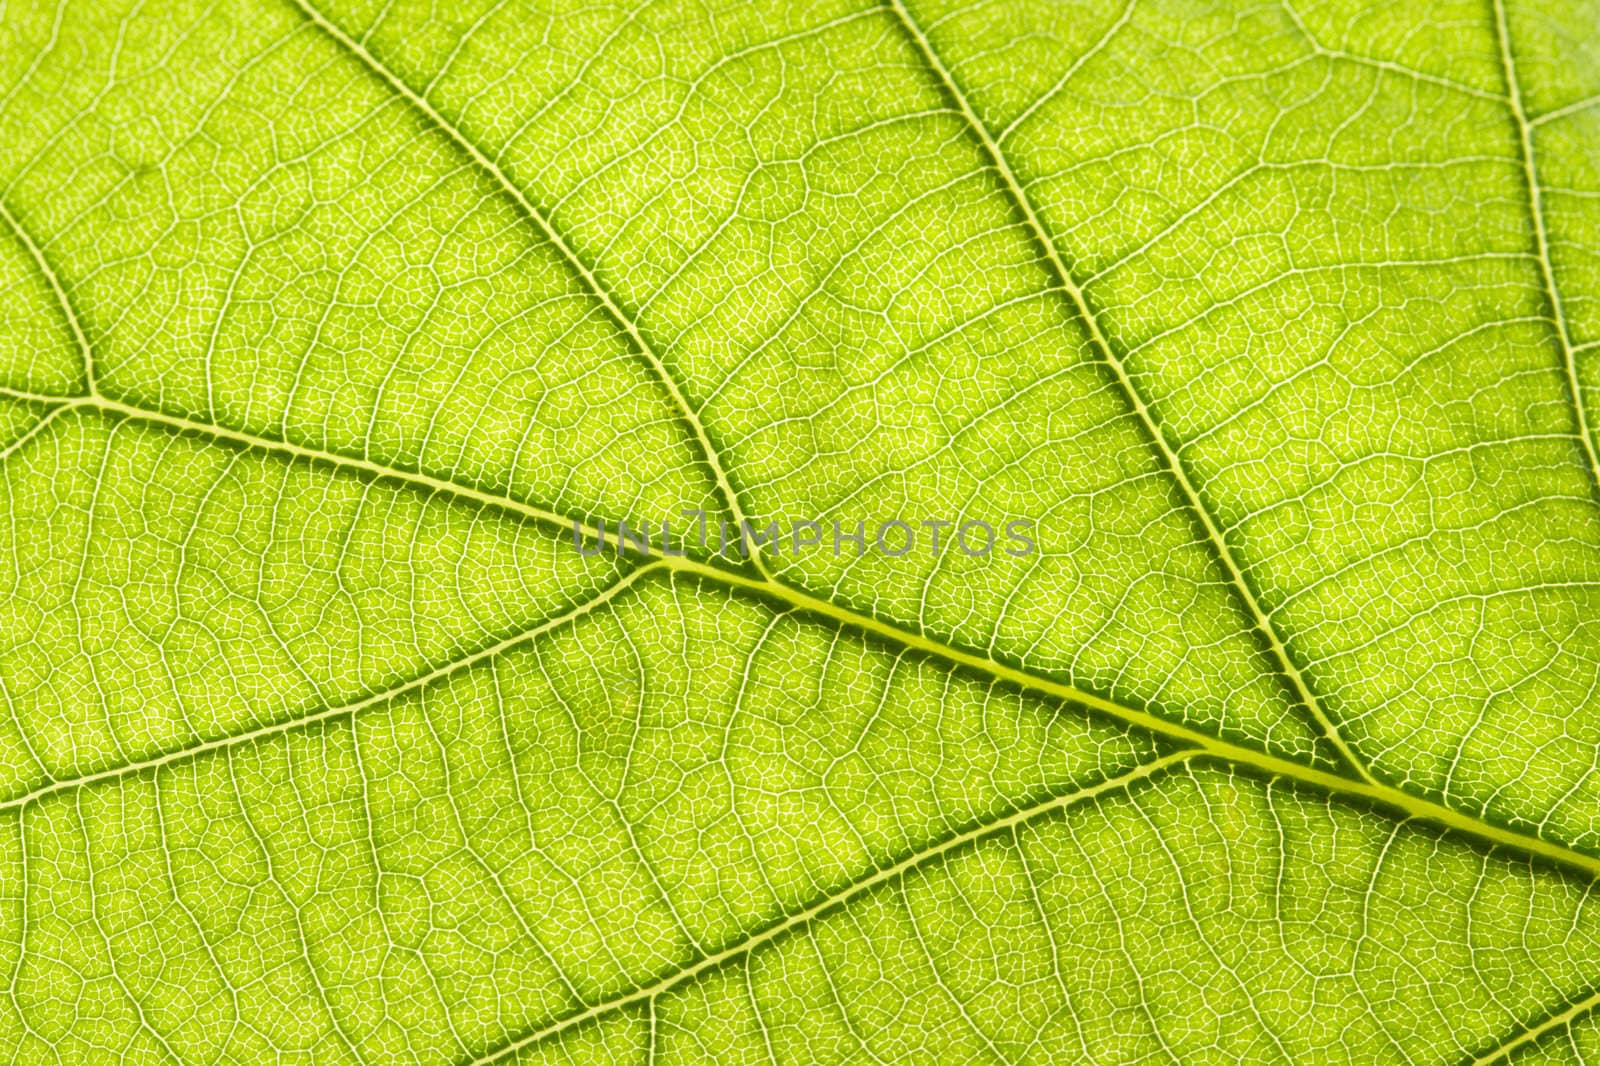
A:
[880,0,1378,786]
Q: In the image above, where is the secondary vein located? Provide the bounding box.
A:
[283,0,767,575]
[467,753,1195,1065]
[1491,0,1600,501]
[1469,983,1600,1065]
[10,394,1600,887]
[0,193,96,395]
[0,561,662,816]
[880,0,1377,787]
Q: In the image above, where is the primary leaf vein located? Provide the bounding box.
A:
[6,392,1600,887]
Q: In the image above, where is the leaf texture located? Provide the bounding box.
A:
[2,0,1600,1062]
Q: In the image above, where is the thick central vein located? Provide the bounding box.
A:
[3,5,1600,1062]
[9,391,1600,886]
[881,0,1376,786]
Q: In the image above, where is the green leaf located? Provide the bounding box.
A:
[2,0,1600,1061]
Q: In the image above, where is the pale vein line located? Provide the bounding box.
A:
[0,404,66,465]
[3,7,1599,1057]
[1492,0,1600,498]
[15,393,1600,886]
[1470,985,1600,1065]
[1281,0,1509,106]
[0,562,662,815]
[996,0,1134,143]
[89,392,590,539]
[1531,91,1600,128]
[468,752,1194,1065]
[283,0,765,571]
[0,195,95,394]
[882,0,1378,786]
[0,385,69,405]
[0,1,1589,899]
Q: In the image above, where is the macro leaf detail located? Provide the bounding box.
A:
[2,0,1600,1062]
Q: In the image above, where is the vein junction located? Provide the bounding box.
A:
[6,388,1600,887]
[3,0,1600,1056]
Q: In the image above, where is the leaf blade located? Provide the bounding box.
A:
[4,0,1600,1062]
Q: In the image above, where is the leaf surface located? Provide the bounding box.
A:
[2,0,1600,1062]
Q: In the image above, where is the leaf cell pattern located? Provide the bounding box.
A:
[2,0,1600,1062]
